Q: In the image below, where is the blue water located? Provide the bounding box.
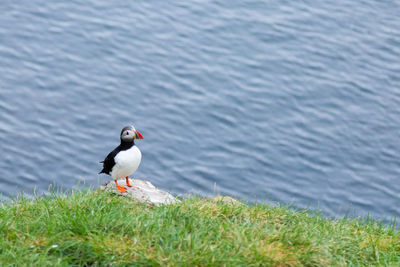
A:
[0,0,399,223]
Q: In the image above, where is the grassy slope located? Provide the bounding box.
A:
[0,190,399,266]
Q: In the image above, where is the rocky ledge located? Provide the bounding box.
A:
[101,178,180,206]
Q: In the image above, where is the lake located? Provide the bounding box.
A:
[0,0,399,224]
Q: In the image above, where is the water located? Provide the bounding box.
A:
[0,0,399,223]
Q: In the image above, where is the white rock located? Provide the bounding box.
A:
[100,178,180,205]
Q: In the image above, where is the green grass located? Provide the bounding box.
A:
[0,190,399,266]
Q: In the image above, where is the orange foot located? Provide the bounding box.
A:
[126,176,136,188]
[116,185,127,193]
[115,180,127,193]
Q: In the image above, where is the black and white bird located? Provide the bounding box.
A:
[99,125,144,193]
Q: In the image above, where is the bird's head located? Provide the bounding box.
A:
[120,125,144,142]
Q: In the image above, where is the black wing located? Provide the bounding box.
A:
[99,147,119,175]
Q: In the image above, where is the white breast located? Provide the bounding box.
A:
[110,146,142,179]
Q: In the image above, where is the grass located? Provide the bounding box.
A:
[0,189,399,266]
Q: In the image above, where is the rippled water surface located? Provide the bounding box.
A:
[1,0,399,223]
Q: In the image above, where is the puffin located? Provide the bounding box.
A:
[99,125,144,193]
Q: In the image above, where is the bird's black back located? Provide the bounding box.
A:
[99,141,134,175]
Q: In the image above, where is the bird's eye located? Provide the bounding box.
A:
[126,132,129,135]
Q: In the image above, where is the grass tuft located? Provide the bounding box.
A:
[0,189,399,266]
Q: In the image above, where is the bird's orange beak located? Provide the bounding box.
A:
[135,130,144,139]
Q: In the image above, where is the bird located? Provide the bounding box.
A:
[99,125,144,193]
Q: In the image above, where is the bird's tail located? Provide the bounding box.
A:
[99,161,105,174]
